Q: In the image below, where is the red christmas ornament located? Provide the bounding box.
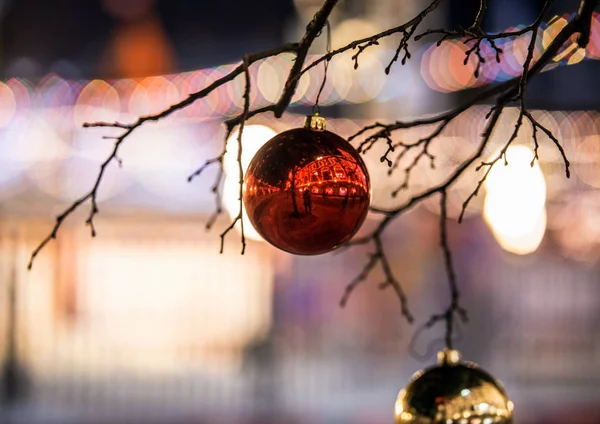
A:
[243,114,371,255]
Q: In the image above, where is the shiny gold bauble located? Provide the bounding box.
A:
[395,350,513,424]
[242,115,371,255]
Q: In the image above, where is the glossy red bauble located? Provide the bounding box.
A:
[243,119,371,255]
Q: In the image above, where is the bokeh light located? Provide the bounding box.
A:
[205,67,234,117]
[331,18,385,103]
[0,81,17,127]
[117,124,198,197]
[587,14,600,59]
[6,77,31,111]
[484,145,547,255]
[575,134,600,188]
[257,59,284,103]
[223,125,277,242]
[74,80,121,127]
[7,117,70,165]
[128,76,181,116]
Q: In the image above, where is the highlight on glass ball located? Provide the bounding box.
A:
[242,114,371,255]
[394,349,513,424]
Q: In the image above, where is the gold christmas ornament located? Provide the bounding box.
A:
[394,349,513,424]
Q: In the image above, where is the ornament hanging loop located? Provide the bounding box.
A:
[312,19,332,116]
[304,113,327,131]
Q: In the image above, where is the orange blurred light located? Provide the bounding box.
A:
[430,41,456,92]
[6,78,31,110]
[129,76,180,116]
[448,40,477,90]
[0,81,17,128]
[74,80,121,127]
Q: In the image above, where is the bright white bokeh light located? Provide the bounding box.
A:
[483,145,547,255]
[223,125,277,241]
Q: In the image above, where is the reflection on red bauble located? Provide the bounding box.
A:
[243,115,371,255]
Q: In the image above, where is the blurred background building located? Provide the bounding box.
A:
[0,0,599,423]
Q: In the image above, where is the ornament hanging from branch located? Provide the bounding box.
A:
[243,114,371,255]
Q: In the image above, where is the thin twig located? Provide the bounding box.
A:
[275,0,340,117]
[27,124,136,269]
[438,190,468,349]
[219,56,251,254]
[385,26,417,74]
[474,0,487,28]
[416,1,554,78]
[340,234,414,323]
[300,0,445,76]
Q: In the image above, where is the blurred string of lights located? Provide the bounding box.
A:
[421,12,600,92]
[0,50,394,131]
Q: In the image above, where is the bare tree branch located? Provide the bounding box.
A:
[340,0,598,345]
[404,192,468,354]
[473,0,487,28]
[28,0,338,268]
[28,0,600,354]
[415,0,554,78]
[301,0,445,76]
[577,0,600,47]
[216,57,252,254]
[361,0,587,221]
[27,125,137,269]
[340,234,414,323]
[29,0,444,269]
[275,0,340,117]
[457,0,568,221]
[437,190,468,349]
[188,154,226,230]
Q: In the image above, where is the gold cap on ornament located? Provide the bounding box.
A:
[304,113,327,131]
[437,348,461,366]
